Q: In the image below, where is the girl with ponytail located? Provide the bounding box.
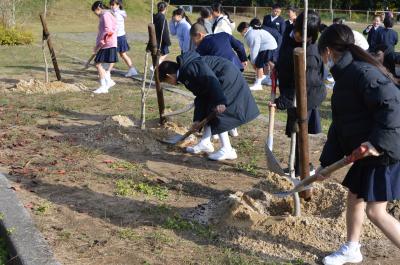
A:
[169,8,192,53]
[210,2,235,35]
[317,23,400,265]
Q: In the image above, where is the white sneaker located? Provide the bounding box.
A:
[323,243,363,265]
[212,135,219,141]
[93,79,109,94]
[261,75,272,86]
[249,84,263,91]
[229,128,239,137]
[125,67,138,77]
[105,71,116,88]
[186,141,214,154]
[208,148,237,161]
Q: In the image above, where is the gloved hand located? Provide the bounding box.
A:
[274,95,294,110]
[286,107,299,134]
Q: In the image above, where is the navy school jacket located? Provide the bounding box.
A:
[196,32,247,71]
[363,26,382,52]
[153,13,171,47]
[320,51,400,167]
[262,15,286,36]
[176,52,260,135]
[383,46,400,78]
[376,28,398,51]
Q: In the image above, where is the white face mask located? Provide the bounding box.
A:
[327,58,335,70]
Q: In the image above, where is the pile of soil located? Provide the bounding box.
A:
[186,172,384,263]
[10,79,87,94]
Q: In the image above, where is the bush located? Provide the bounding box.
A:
[0,26,33,45]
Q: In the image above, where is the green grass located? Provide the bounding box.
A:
[0,237,7,265]
[115,179,169,200]
[163,215,216,241]
[117,228,140,241]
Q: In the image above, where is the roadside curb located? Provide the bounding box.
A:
[0,173,61,265]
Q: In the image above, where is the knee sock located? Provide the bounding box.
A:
[219,131,232,150]
[199,126,212,145]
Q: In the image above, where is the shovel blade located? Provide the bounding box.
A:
[265,146,285,176]
[160,134,184,145]
[274,183,313,197]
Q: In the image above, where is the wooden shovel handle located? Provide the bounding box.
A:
[181,111,217,140]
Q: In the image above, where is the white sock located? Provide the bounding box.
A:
[199,126,212,145]
[255,78,262,85]
[105,71,111,80]
[100,78,106,87]
[347,241,360,249]
[219,131,232,150]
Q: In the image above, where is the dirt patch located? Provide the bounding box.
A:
[8,79,88,94]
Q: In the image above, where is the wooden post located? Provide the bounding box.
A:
[254,6,257,17]
[39,14,61,81]
[366,11,369,23]
[147,23,166,125]
[293,47,312,200]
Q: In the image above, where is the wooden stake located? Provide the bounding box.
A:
[39,14,61,81]
[147,23,166,125]
[293,47,312,200]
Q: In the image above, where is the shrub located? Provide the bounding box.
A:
[0,26,33,45]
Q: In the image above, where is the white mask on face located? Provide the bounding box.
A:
[327,57,335,70]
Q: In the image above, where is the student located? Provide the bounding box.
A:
[158,52,260,161]
[317,23,400,265]
[169,8,192,53]
[376,17,398,51]
[153,2,171,64]
[284,5,297,39]
[191,23,247,71]
[237,21,277,91]
[363,15,382,52]
[333,18,369,51]
[375,44,400,79]
[210,2,235,35]
[109,0,138,77]
[275,11,326,175]
[91,1,118,94]
[197,7,213,34]
[262,3,286,36]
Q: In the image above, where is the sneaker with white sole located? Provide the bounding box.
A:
[229,128,239,137]
[261,75,272,86]
[249,84,263,91]
[323,243,363,265]
[106,78,116,88]
[212,135,219,141]
[208,148,237,161]
[125,67,138,77]
[186,141,214,154]
[93,79,109,94]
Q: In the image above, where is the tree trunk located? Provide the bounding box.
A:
[42,0,49,83]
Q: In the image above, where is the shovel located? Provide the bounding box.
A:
[275,145,369,197]
[265,70,285,176]
[160,111,216,145]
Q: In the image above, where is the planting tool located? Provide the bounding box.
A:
[275,145,369,198]
[160,112,216,145]
[265,70,285,176]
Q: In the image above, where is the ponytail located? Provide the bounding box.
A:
[173,8,192,25]
[249,18,262,30]
[92,1,109,11]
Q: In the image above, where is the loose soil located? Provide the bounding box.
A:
[7,79,88,94]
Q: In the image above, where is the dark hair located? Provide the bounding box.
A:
[92,1,107,11]
[333,17,345,24]
[272,4,282,10]
[190,22,207,36]
[384,17,394,28]
[249,18,262,30]
[294,10,321,44]
[319,23,328,33]
[109,0,123,10]
[373,14,381,20]
[158,61,179,82]
[237,22,249,33]
[211,2,232,21]
[375,43,389,53]
[173,8,192,25]
[157,1,167,13]
[200,7,211,19]
[318,24,394,82]
[287,5,297,13]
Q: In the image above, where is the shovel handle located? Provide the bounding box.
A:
[181,111,217,140]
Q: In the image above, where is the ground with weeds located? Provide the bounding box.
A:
[2,1,400,264]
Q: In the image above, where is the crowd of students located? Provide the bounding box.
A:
[88,1,400,264]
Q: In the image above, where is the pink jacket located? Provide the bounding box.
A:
[96,10,117,50]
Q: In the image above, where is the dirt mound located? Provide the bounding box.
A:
[104,115,135,128]
[10,79,87,94]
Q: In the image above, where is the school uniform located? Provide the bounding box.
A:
[169,18,191,53]
[176,52,260,135]
[95,10,118,63]
[363,25,382,52]
[243,27,277,68]
[212,15,235,35]
[262,14,286,36]
[196,32,247,71]
[153,12,171,55]
[113,9,130,53]
[383,46,400,78]
[376,28,398,51]
[262,25,282,63]
[283,20,294,39]
[275,34,327,136]
[320,51,400,202]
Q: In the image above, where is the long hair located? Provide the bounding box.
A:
[92,1,108,11]
[294,10,321,44]
[109,0,123,10]
[173,8,192,25]
[318,24,394,82]
[211,2,232,22]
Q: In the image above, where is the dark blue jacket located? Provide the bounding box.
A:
[383,46,400,78]
[283,20,294,39]
[262,25,282,63]
[196,32,247,71]
[363,26,382,52]
[376,28,398,51]
[320,51,400,167]
[262,15,286,36]
[177,52,260,135]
